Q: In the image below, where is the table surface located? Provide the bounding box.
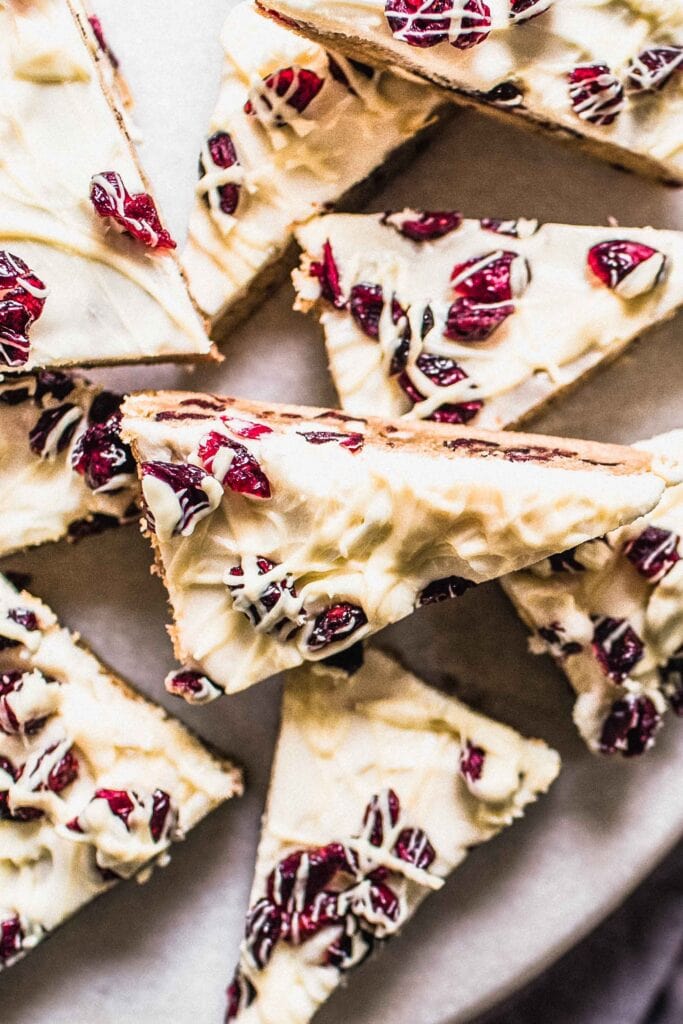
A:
[1,3,682,1023]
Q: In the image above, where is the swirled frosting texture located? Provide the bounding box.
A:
[226,647,559,1023]
[121,390,677,695]
[0,0,211,370]
[0,574,241,970]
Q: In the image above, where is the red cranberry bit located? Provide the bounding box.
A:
[221,416,273,440]
[88,14,120,68]
[28,404,82,459]
[587,240,665,297]
[94,788,136,827]
[509,0,553,22]
[90,172,176,250]
[326,923,374,971]
[382,209,463,242]
[87,388,122,424]
[362,789,400,847]
[627,46,683,93]
[0,608,39,652]
[599,696,661,757]
[418,575,476,606]
[660,653,683,716]
[592,617,644,682]
[245,67,325,124]
[71,417,135,492]
[0,916,22,964]
[624,525,680,582]
[354,880,401,928]
[460,741,486,783]
[297,430,364,453]
[568,64,625,126]
[199,131,241,217]
[226,970,256,1022]
[480,217,539,239]
[142,461,222,537]
[445,296,513,342]
[267,843,355,912]
[45,748,79,793]
[244,898,284,970]
[385,0,491,50]
[165,668,222,704]
[149,789,172,842]
[309,240,345,309]
[399,354,483,425]
[451,250,529,304]
[198,432,271,499]
[350,283,383,339]
[307,603,368,652]
[393,828,436,870]
[0,250,48,368]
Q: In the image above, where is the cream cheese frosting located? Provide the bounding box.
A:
[0,0,212,371]
[0,370,139,557]
[257,0,683,183]
[0,573,242,970]
[293,212,683,429]
[121,389,679,697]
[503,430,683,756]
[224,647,560,1023]
[181,2,447,333]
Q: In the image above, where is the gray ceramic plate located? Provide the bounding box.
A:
[2,3,682,1022]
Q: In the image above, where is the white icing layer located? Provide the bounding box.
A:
[181,2,445,324]
[0,573,241,970]
[294,213,683,430]
[504,430,683,755]
[228,647,559,1023]
[0,0,211,369]
[121,390,676,696]
[260,0,683,181]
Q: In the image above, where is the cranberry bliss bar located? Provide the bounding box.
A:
[121,390,680,698]
[0,573,242,970]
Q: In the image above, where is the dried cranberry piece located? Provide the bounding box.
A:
[94,788,135,827]
[307,603,368,651]
[268,843,355,911]
[393,828,436,870]
[599,696,661,757]
[142,461,222,537]
[326,924,374,970]
[382,210,463,242]
[88,14,120,68]
[71,417,135,492]
[362,789,400,847]
[418,576,476,605]
[245,67,325,123]
[385,0,491,50]
[0,251,48,368]
[221,416,273,440]
[480,217,539,239]
[46,748,79,793]
[149,789,172,842]
[624,525,680,582]
[568,64,625,126]
[289,890,345,945]
[587,240,665,297]
[28,404,82,459]
[0,608,39,652]
[627,46,683,93]
[198,432,271,499]
[199,131,241,217]
[660,653,683,716]
[309,240,345,309]
[0,916,22,964]
[445,296,515,342]
[90,172,176,250]
[88,389,122,424]
[226,969,256,1022]
[321,641,365,676]
[460,741,486,783]
[352,879,401,930]
[509,0,554,22]
[398,354,483,424]
[350,283,384,339]
[297,429,364,453]
[592,617,644,682]
[244,898,284,970]
[35,370,75,403]
[165,668,223,704]
[451,250,528,304]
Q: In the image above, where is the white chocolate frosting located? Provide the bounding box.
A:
[259,0,683,182]
[121,389,677,697]
[181,2,445,326]
[0,370,138,557]
[0,0,211,370]
[0,573,241,970]
[293,213,683,430]
[225,647,559,1023]
[504,430,683,755]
